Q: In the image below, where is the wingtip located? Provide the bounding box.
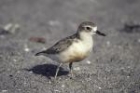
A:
[35,51,46,56]
[35,52,40,56]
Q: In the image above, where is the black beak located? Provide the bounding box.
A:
[96,30,106,36]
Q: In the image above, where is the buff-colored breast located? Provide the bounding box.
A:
[58,39,93,63]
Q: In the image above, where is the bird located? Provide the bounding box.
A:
[35,21,106,79]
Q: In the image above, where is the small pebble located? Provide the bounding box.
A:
[24,45,30,52]
[1,90,8,92]
[86,60,91,64]
[86,78,92,81]
[138,39,140,43]
[11,24,20,33]
[127,66,131,69]
[98,86,102,89]
[29,71,33,74]
[17,89,21,91]
[24,47,30,52]
[48,20,60,26]
[13,59,17,62]
[73,67,80,71]
[3,23,13,31]
[127,76,130,78]
[106,41,111,46]
[61,84,65,88]
[54,90,61,92]
[3,23,20,34]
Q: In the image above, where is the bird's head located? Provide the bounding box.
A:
[77,21,106,36]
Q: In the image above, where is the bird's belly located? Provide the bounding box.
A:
[67,51,88,62]
[59,41,92,63]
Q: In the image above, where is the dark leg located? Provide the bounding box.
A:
[69,62,73,78]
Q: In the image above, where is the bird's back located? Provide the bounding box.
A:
[35,33,79,56]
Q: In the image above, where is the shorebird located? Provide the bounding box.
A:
[35,21,106,79]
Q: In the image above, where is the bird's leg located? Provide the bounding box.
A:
[69,62,73,78]
[54,63,62,79]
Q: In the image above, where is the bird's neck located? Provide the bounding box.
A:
[77,31,93,48]
[78,31,93,41]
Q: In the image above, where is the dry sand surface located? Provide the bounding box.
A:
[0,0,140,93]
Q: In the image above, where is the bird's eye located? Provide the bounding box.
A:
[85,27,92,31]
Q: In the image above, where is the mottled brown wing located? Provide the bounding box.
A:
[46,39,72,54]
[40,34,78,54]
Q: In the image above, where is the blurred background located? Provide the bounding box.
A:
[0,0,140,93]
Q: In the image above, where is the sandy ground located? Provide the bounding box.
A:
[0,0,140,93]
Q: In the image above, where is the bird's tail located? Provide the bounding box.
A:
[35,51,46,56]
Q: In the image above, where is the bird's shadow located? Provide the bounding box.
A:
[25,64,69,79]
